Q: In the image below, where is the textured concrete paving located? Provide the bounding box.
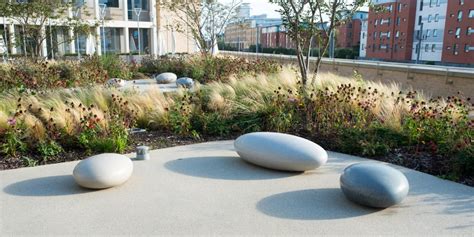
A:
[121,79,178,93]
[1,141,473,236]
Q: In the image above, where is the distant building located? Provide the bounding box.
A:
[366,0,417,62]
[224,5,281,50]
[0,0,196,57]
[441,0,474,64]
[359,19,368,58]
[260,25,295,49]
[236,3,251,19]
[411,0,448,62]
[336,11,368,48]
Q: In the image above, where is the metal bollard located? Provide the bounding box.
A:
[136,146,150,160]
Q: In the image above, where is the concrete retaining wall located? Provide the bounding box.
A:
[222,51,474,99]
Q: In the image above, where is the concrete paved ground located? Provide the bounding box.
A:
[121,79,178,93]
[1,141,473,236]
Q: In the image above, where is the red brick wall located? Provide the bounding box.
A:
[352,19,362,47]
[336,19,362,48]
[366,1,416,61]
[442,1,474,64]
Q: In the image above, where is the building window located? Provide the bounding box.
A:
[387,31,391,38]
[418,15,422,25]
[415,43,419,54]
[429,0,433,7]
[386,44,389,52]
[433,29,438,37]
[434,14,439,22]
[436,0,440,6]
[455,28,461,38]
[457,11,463,22]
[420,0,424,11]
[428,15,432,22]
[468,27,472,36]
[453,44,459,55]
[469,10,474,18]
[426,29,431,37]
[373,32,377,39]
[396,17,400,25]
[395,31,400,38]
[394,44,398,52]
[375,19,378,26]
[99,0,119,8]
[425,44,429,52]
[460,0,464,5]
[398,3,402,12]
[448,30,453,34]
[465,44,470,52]
[432,44,436,52]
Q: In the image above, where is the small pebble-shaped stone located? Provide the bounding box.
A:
[73,153,133,189]
[155,73,177,84]
[234,132,328,172]
[340,162,409,208]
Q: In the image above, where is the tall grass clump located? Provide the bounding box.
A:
[140,55,281,83]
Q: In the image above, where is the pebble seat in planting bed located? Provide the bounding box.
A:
[176,77,194,88]
[234,132,328,172]
[73,153,133,189]
[340,162,409,208]
[155,72,177,84]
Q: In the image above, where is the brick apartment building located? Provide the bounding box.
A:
[336,11,368,48]
[441,0,474,64]
[411,0,448,62]
[366,0,417,61]
[260,25,296,49]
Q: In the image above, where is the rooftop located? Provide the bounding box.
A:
[1,141,473,235]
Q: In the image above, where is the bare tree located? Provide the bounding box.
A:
[270,0,369,85]
[0,0,91,59]
[162,0,241,56]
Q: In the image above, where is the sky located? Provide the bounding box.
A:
[243,0,281,18]
[222,1,369,19]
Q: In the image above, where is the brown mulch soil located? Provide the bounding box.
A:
[0,130,235,171]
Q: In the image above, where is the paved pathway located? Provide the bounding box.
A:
[1,141,473,235]
[121,79,178,93]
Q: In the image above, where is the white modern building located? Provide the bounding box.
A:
[411,0,448,62]
[359,19,368,58]
[0,0,196,58]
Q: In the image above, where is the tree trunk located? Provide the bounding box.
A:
[313,37,330,77]
[296,48,308,85]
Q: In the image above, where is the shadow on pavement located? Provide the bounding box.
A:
[256,188,380,220]
[3,175,91,196]
[164,156,301,180]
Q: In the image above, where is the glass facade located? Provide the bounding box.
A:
[101,27,122,54]
[128,0,150,21]
[129,28,150,54]
[99,0,119,8]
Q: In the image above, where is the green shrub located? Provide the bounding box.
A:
[140,55,280,83]
[99,54,135,80]
[37,140,63,162]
